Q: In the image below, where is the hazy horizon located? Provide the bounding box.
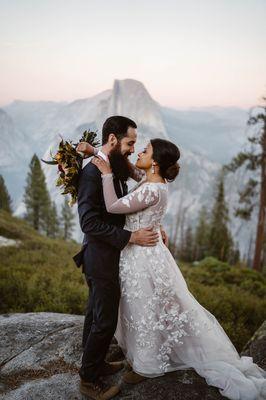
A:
[0,80,256,111]
[1,0,265,109]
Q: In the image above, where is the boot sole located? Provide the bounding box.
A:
[79,383,120,400]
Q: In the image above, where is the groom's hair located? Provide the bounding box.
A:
[102,116,137,145]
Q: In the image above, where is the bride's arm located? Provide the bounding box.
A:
[102,174,159,214]
[76,142,99,158]
[91,156,159,214]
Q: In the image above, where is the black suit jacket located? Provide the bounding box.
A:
[73,161,131,280]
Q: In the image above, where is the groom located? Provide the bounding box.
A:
[74,116,160,399]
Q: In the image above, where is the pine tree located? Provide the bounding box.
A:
[194,206,210,260]
[0,175,12,213]
[179,223,195,262]
[208,171,234,262]
[169,201,188,258]
[45,201,60,238]
[230,244,240,265]
[61,197,75,240]
[24,154,51,232]
[224,97,266,271]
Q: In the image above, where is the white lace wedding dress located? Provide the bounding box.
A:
[101,173,266,400]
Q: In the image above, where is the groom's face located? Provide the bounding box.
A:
[119,127,137,157]
[108,127,137,181]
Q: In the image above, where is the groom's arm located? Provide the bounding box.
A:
[78,165,131,250]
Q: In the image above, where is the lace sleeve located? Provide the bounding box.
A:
[102,173,159,214]
[129,164,146,182]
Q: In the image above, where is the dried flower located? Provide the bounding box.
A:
[42,130,100,205]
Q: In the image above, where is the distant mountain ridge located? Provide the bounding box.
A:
[0,79,254,255]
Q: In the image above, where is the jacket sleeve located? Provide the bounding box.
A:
[101,173,159,214]
[77,164,131,250]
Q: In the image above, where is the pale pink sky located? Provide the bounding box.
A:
[0,0,265,108]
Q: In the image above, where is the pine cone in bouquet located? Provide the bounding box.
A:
[42,130,100,205]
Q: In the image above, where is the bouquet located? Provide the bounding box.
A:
[42,130,100,205]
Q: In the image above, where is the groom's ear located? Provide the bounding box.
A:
[108,133,118,147]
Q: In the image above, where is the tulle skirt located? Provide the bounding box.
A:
[115,238,266,400]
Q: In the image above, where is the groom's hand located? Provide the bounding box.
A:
[160,226,169,247]
[129,227,159,246]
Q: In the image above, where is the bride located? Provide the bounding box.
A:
[87,138,265,400]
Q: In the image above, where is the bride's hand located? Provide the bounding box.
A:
[76,142,95,158]
[91,156,112,174]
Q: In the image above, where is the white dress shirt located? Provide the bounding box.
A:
[97,148,109,163]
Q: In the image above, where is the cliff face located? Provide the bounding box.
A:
[0,313,265,400]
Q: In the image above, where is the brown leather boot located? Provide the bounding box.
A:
[123,370,147,384]
[79,379,120,400]
[99,361,124,376]
[124,360,132,371]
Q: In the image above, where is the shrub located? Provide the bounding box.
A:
[1,212,265,352]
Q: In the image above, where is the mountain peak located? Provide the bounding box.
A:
[113,79,150,95]
[107,79,167,138]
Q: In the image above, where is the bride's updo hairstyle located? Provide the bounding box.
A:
[150,139,180,182]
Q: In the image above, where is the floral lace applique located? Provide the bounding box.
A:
[102,175,161,214]
[119,186,210,373]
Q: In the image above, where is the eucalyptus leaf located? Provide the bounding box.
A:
[41,159,58,165]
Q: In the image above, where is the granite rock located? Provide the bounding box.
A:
[0,313,265,400]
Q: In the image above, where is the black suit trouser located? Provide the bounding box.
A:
[79,275,120,382]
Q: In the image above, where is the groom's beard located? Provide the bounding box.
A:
[109,144,132,182]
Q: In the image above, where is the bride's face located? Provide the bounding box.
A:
[136,142,153,170]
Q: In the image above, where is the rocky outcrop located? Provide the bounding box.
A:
[0,236,21,248]
[0,313,265,400]
[241,321,266,370]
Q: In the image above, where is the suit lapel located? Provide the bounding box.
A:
[121,180,128,196]
[113,176,123,198]
[113,176,128,198]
